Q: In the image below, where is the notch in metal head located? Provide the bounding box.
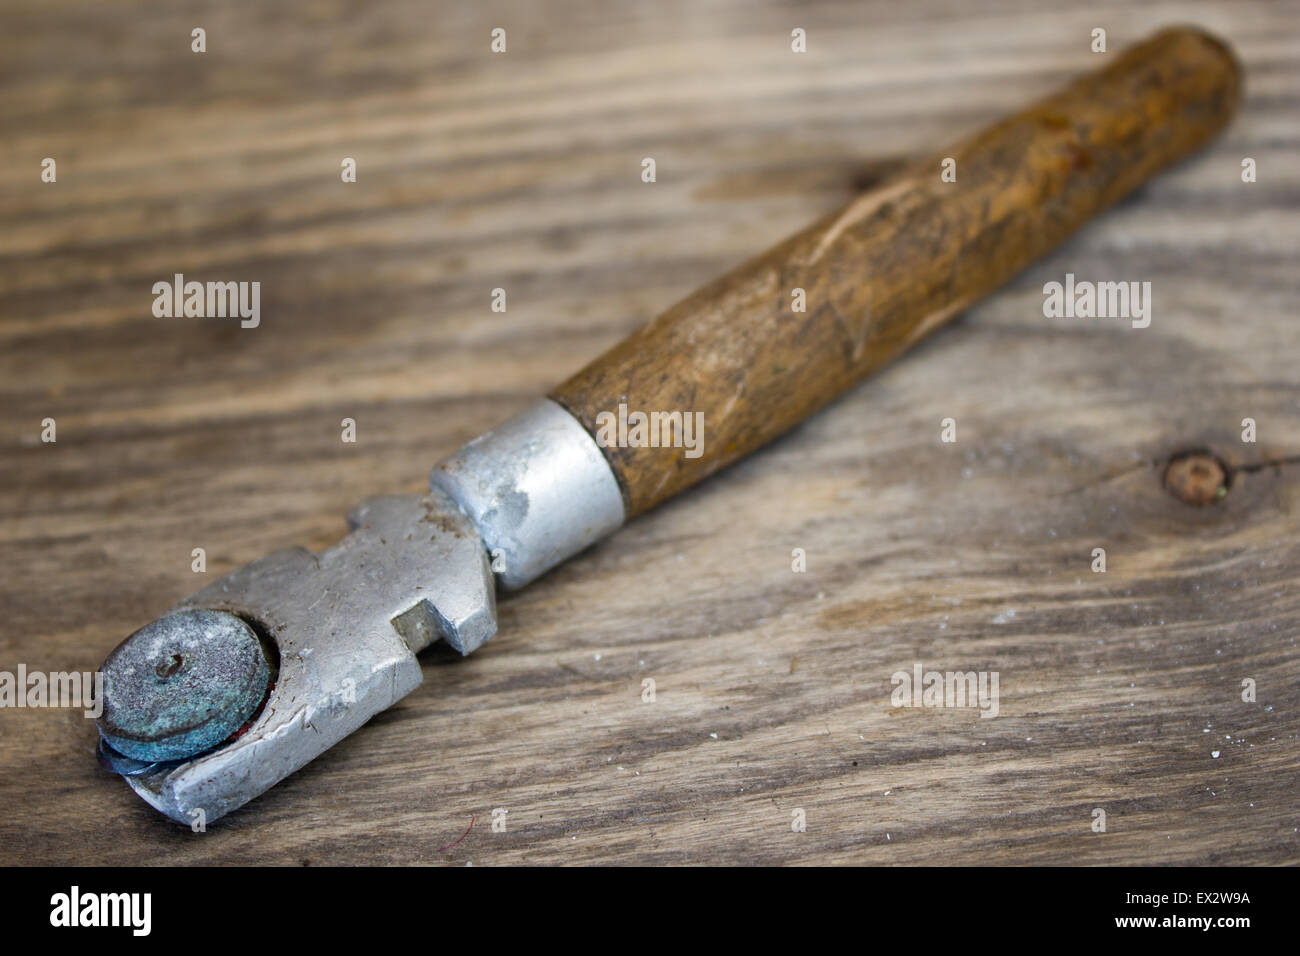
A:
[96,491,496,824]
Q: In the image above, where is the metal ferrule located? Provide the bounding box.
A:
[431,398,626,590]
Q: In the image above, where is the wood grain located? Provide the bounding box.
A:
[553,27,1241,515]
[1,0,1298,866]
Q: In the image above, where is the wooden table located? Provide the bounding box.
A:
[2,0,1296,865]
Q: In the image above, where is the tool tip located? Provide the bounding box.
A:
[97,609,271,763]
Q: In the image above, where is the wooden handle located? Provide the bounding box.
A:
[551,27,1241,517]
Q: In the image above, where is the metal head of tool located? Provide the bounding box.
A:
[96,491,496,824]
[96,399,623,824]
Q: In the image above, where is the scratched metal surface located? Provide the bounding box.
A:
[1,0,1297,864]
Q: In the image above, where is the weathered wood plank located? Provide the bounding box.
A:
[1,0,1297,865]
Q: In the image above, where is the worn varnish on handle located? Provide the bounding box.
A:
[551,27,1241,516]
